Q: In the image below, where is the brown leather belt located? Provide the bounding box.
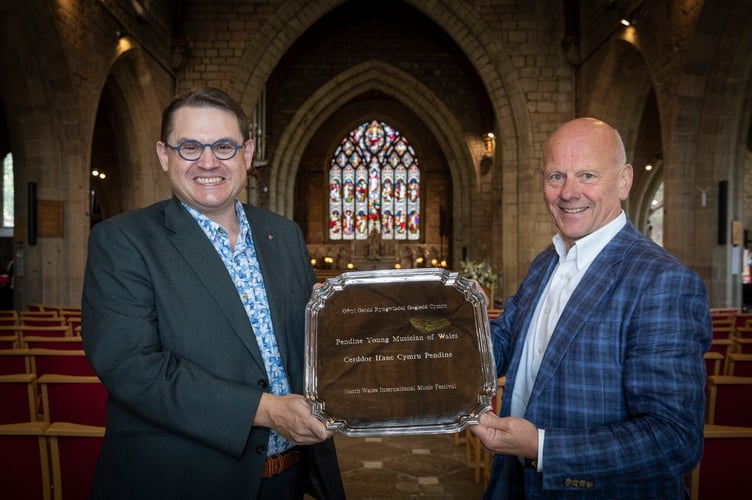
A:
[262,448,301,478]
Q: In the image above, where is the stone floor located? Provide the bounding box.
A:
[325,432,489,499]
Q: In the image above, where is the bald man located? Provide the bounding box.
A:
[472,118,711,499]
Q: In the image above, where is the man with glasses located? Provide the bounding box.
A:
[82,87,345,500]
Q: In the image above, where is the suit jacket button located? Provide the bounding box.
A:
[256,444,266,455]
[564,479,572,487]
[258,379,268,389]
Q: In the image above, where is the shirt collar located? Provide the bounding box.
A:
[180,200,250,245]
[552,211,626,270]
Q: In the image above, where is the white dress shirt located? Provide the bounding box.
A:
[510,211,626,470]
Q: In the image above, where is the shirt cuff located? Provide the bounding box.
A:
[537,428,545,472]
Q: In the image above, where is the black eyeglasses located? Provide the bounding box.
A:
[166,139,244,161]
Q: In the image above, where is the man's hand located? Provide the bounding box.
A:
[469,412,539,459]
[255,393,332,445]
[470,279,489,307]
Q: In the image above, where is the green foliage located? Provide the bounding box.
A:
[459,260,497,288]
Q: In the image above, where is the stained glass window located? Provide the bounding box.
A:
[329,120,421,241]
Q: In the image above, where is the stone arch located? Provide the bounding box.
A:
[233,0,531,174]
[96,40,168,215]
[0,2,87,308]
[580,37,657,219]
[678,1,752,306]
[270,61,473,212]
[268,60,474,261]
[230,0,534,284]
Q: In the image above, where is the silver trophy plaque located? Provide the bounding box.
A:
[305,268,496,436]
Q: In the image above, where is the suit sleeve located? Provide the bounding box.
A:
[81,220,261,458]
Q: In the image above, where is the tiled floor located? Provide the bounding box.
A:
[329,432,489,499]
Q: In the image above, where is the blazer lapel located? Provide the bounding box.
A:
[527,226,633,407]
[164,198,266,373]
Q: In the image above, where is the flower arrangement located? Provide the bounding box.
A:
[459,260,497,289]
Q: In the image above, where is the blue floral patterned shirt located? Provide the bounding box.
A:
[183,200,293,455]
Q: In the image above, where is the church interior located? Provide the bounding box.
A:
[0,0,748,312]
[0,0,751,498]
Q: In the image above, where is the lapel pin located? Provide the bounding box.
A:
[267,234,274,240]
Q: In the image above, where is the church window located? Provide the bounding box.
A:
[328,120,420,241]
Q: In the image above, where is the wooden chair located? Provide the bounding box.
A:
[64,315,82,332]
[20,336,83,350]
[732,312,752,330]
[711,309,734,327]
[735,325,752,339]
[708,339,736,374]
[18,325,73,339]
[711,325,735,341]
[45,422,104,500]
[705,375,752,426]
[21,317,67,328]
[725,352,752,377]
[49,306,81,317]
[0,324,23,336]
[38,374,107,427]
[0,316,19,326]
[0,348,32,375]
[710,308,737,316]
[704,351,724,376]
[30,349,96,377]
[0,421,52,500]
[0,309,19,326]
[0,373,37,423]
[21,310,59,319]
[0,325,73,342]
[735,337,752,354]
[0,333,19,349]
[688,424,752,500]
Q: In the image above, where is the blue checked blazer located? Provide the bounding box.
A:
[486,220,711,499]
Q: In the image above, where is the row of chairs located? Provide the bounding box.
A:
[704,350,752,377]
[0,325,77,347]
[689,311,752,500]
[0,373,107,426]
[0,348,94,377]
[1,303,104,499]
[0,307,82,333]
[0,420,103,500]
[668,309,752,500]
[709,309,752,376]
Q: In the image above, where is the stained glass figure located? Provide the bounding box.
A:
[328,120,421,241]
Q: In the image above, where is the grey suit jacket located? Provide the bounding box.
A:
[82,197,343,499]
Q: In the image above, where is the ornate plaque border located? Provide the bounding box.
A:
[305,268,496,436]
